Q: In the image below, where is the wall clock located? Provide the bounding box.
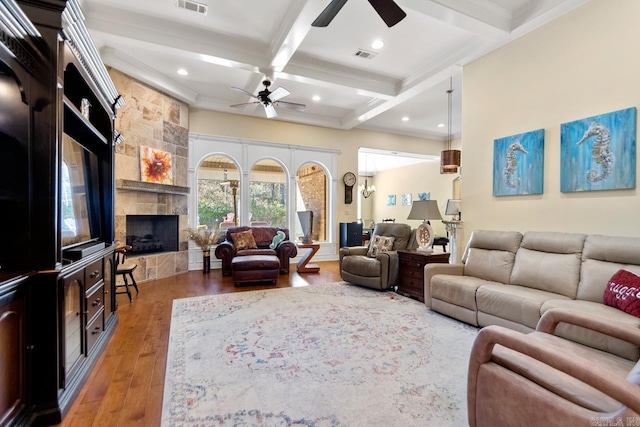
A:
[343,171,356,204]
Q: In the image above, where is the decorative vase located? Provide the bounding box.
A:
[202,250,211,273]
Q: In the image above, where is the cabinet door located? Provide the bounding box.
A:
[104,254,114,319]
[0,292,25,425]
[62,271,83,384]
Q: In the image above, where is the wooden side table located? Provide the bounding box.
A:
[296,243,320,273]
[397,250,449,302]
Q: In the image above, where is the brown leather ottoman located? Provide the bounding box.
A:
[232,255,280,285]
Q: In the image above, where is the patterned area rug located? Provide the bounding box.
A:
[162,282,479,426]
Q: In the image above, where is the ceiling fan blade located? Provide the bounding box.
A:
[268,87,291,102]
[230,101,260,108]
[312,0,348,27]
[275,101,306,112]
[230,86,259,99]
[264,104,278,118]
[367,0,406,27]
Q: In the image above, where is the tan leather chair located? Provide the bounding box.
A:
[468,309,640,427]
[339,223,414,290]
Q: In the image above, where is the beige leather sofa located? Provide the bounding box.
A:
[425,230,640,360]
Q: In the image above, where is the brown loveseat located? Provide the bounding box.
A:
[214,226,297,276]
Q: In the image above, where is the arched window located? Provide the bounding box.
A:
[249,159,286,227]
[296,162,327,242]
[197,155,240,230]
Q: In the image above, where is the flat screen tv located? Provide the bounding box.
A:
[61,133,103,251]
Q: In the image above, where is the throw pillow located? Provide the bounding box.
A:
[603,269,640,318]
[367,235,395,258]
[231,230,258,250]
[270,230,286,249]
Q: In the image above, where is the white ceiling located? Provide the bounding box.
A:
[80,0,589,143]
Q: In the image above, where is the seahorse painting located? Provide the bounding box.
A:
[575,122,613,183]
[502,140,529,189]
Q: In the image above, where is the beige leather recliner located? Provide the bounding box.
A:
[339,223,414,290]
[468,309,640,427]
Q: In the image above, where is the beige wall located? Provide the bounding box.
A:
[462,0,640,244]
[371,160,458,237]
[189,109,446,226]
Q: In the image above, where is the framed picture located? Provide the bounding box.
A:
[401,193,411,206]
[417,192,430,200]
[493,129,544,196]
[387,194,396,206]
[140,146,173,185]
[561,107,636,192]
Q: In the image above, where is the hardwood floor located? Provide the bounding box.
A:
[55,261,342,427]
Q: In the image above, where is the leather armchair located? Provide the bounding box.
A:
[214,226,297,275]
[468,309,640,427]
[339,223,414,290]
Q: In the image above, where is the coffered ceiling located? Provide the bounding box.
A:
[80,0,589,140]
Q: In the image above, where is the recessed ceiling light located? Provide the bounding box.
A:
[177,68,189,76]
[437,123,445,128]
[402,116,409,122]
[312,95,321,101]
[371,39,384,50]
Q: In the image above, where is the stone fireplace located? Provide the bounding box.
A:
[110,68,190,283]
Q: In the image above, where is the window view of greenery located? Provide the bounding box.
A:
[197,156,288,229]
[197,155,240,230]
[250,160,286,227]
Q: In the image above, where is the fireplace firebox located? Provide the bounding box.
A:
[126,215,179,255]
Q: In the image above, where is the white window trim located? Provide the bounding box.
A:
[188,132,339,271]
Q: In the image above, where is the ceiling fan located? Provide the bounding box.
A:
[230,80,306,119]
[312,0,406,28]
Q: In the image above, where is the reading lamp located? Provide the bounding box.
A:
[407,200,442,252]
[445,199,462,221]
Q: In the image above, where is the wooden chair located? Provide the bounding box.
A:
[115,245,139,302]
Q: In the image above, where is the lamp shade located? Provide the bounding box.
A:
[440,149,461,174]
[445,199,461,216]
[407,200,442,221]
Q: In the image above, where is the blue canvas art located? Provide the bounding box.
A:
[417,192,430,200]
[401,193,411,206]
[387,194,396,206]
[561,107,636,192]
[493,129,545,196]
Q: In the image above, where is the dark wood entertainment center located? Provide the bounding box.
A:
[0,1,123,425]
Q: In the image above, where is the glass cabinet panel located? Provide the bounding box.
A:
[64,275,83,378]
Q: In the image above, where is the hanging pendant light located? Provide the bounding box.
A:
[361,153,376,198]
[441,77,461,174]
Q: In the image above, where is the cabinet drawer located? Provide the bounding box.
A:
[86,308,104,355]
[85,283,104,323]
[85,258,103,288]
[399,276,422,292]
[399,258,425,273]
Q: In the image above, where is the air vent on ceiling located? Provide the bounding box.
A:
[175,0,208,15]
[354,49,377,59]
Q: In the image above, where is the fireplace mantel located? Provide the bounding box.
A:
[116,179,190,195]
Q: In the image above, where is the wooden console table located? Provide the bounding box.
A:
[296,243,320,273]
[397,250,450,301]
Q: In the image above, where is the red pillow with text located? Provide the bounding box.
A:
[603,269,640,318]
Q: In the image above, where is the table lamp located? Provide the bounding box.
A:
[407,200,442,252]
[445,199,461,221]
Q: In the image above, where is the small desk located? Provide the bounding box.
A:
[397,250,450,302]
[296,243,320,273]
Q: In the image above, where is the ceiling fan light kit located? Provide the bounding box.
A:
[230,79,306,119]
[312,0,406,28]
